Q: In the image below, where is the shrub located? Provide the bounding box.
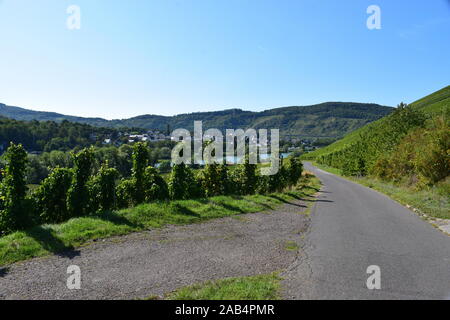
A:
[131,142,150,204]
[234,157,258,195]
[286,157,303,186]
[200,163,224,197]
[168,163,200,200]
[341,154,366,177]
[257,158,286,194]
[143,166,169,201]
[34,167,73,223]
[275,162,290,191]
[217,164,232,195]
[414,117,449,184]
[372,114,449,186]
[371,156,393,181]
[116,178,135,208]
[67,147,94,217]
[89,162,119,212]
[0,143,34,233]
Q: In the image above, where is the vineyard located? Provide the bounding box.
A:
[0,142,304,235]
[303,86,450,190]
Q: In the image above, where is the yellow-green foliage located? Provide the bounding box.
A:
[372,115,449,186]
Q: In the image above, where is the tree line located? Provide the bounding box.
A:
[0,142,303,235]
[0,118,124,152]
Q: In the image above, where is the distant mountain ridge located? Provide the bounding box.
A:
[0,102,393,139]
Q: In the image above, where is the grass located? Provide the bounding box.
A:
[283,241,299,251]
[166,273,282,300]
[312,162,449,220]
[0,175,321,267]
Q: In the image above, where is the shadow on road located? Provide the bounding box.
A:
[302,198,334,203]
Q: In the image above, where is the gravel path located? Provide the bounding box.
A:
[0,200,311,300]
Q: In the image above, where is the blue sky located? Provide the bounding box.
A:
[0,0,449,119]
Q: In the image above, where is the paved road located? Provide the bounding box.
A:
[282,162,450,299]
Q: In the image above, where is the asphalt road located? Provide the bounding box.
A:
[282,162,450,299]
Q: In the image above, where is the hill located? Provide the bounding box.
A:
[304,85,449,186]
[304,85,450,160]
[0,118,124,153]
[409,85,450,114]
[0,102,393,140]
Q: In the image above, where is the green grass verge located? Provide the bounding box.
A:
[312,162,449,220]
[0,176,320,267]
[167,273,282,300]
[283,241,299,251]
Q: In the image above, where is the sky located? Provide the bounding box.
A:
[0,0,449,119]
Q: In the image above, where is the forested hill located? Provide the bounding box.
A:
[0,118,123,153]
[0,102,393,139]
